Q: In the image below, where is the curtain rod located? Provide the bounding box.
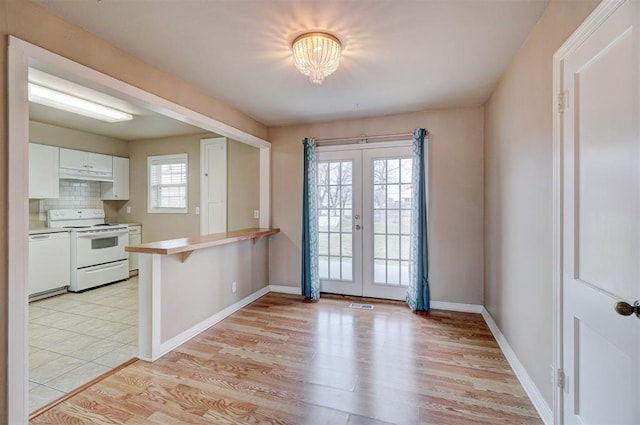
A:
[313,132,416,146]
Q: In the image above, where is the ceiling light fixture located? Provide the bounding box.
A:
[292,32,342,85]
[28,83,133,123]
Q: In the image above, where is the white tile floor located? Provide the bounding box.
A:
[28,276,138,413]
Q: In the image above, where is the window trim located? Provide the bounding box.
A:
[147,153,189,214]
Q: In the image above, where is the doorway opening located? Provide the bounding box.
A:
[8,36,271,423]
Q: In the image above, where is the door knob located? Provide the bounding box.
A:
[355,225,361,230]
[614,300,640,318]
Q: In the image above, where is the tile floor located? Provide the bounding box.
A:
[29,276,138,413]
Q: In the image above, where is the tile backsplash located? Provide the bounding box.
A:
[43,180,104,210]
[30,181,105,226]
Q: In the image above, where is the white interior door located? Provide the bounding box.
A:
[200,137,227,235]
[318,145,413,300]
[562,1,640,423]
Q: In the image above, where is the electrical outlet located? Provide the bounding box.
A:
[195,207,200,215]
[126,206,131,214]
[231,281,237,293]
[253,210,260,219]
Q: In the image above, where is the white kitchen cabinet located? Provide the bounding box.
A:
[60,148,113,174]
[101,156,130,200]
[128,225,142,275]
[29,143,60,199]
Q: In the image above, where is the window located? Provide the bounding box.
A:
[148,153,188,213]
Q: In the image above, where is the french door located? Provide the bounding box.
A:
[317,145,413,300]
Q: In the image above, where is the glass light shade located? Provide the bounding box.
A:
[292,32,342,84]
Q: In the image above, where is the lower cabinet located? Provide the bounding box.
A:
[129,225,142,275]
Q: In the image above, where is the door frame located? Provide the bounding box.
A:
[552,1,626,423]
[7,36,271,423]
[200,137,228,235]
[317,140,413,299]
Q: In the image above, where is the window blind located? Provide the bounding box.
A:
[148,153,188,213]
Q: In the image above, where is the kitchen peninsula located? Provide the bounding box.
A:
[126,227,280,361]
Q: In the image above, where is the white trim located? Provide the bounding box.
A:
[153,286,270,361]
[430,301,483,314]
[7,36,271,424]
[268,285,301,295]
[551,2,626,423]
[482,308,553,425]
[7,35,30,425]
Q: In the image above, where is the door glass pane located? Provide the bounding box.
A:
[317,159,354,282]
[371,157,413,286]
[319,256,329,279]
[342,257,353,281]
[374,210,386,233]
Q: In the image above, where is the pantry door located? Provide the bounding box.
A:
[317,145,413,300]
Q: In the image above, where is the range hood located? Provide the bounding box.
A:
[59,167,114,182]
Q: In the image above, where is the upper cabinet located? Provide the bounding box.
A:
[60,148,113,174]
[101,156,130,200]
[29,143,60,199]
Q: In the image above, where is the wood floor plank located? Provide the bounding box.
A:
[31,293,542,424]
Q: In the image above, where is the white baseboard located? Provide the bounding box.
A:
[481,308,553,425]
[430,301,483,313]
[156,286,271,360]
[268,285,300,295]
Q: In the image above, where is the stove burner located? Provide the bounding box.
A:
[93,223,118,227]
[63,226,91,229]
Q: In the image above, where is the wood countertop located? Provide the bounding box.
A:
[125,227,280,262]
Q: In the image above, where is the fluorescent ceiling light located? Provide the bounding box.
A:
[28,83,133,123]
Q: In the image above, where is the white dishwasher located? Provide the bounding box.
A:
[29,232,70,300]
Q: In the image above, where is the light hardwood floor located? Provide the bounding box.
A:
[31,293,542,424]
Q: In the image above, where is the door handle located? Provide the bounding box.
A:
[614,300,639,318]
[355,225,361,230]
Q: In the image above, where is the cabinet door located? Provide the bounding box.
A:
[59,147,87,170]
[129,229,141,272]
[101,156,129,200]
[29,144,59,199]
[88,152,113,173]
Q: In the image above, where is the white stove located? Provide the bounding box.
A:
[48,209,129,292]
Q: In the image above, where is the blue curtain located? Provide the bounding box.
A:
[407,128,430,311]
[301,137,320,301]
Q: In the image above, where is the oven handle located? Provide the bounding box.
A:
[77,230,129,239]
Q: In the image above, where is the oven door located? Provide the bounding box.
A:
[75,229,129,268]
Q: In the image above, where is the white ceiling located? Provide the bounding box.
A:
[34,0,549,127]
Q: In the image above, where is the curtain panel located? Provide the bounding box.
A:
[407,128,430,311]
[301,137,320,301]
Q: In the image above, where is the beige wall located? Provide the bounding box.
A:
[122,134,260,242]
[123,133,206,242]
[161,238,268,341]
[29,120,129,157]
[269,107,484,305]
[484,0,599,407]
[227,139,260,231]
[0,0,268,420]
